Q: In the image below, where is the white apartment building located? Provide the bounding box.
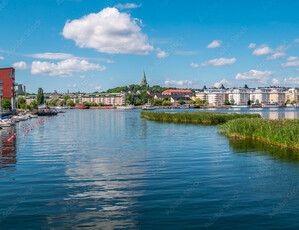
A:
[204,89,226,106]
[80,93,126,106]
[250,88,271,105]
[229,88,251,105]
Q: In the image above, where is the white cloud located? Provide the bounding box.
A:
[12,61,28,69]
[252,45,273,56]
[272,78,280,84]
[201,57,236,66]
[214,79,231,88]
[267,52,285,60]
[294,39,299,43]
[79,75,86,78]
[207,40,222,48]
[287,56,298,61]
[73,84,77,88]
[248,43,256,49]
[235,69,274,84]
[27,53,74,60]
[31,58,106,77]
[281,59,299,68]
[283,77,299,85]
[156,49,169,58]
[95,86,102,90]
[0,56,4,60]
[190,62,199,68]
[62,7,154,55]
[164,79,194,87]
[115,3,142,10]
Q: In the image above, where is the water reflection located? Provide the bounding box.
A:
[227,137,299,163]
[0,127,17,176]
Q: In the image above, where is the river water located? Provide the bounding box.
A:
[0,109,298,229]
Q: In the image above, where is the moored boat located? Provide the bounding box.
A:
[116,105,135,110]
[231,105,248,109]
[262,104,281,108]
[74,104,89,109]
[142,103,155,110]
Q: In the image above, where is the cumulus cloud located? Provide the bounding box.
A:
[294,39,299,43]
[31,58,106,77]
[281,58,299,68]
[190,62,199,68]
[156,49,169,58]
[115,3,142,10]
[79,75,86,78]
[214,79,231,88]
[267,52,285,60]
[0,56,4,60]
[62,7,154,55]
[235,69,274,84]
[207,40,222,48]
[272,78,280,84]
[283,77,299,85]
[12,61,28,69]
[95,86,102,90]
[201,57,236,66]
[164,79,194,87]
[287,56,298,61]
[248,43,256,49]
[252,45,273,56]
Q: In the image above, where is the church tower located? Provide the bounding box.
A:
[140,71,149,87]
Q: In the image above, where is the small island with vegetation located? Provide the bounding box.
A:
[140,111,261,124]
[141,111,299,150]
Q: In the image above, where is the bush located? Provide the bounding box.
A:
[66,99,75,106]
[162,101,172,106]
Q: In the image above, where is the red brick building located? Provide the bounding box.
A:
[0,67,15,98]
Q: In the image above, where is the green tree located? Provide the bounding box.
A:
[63,95,70,102]
[177,100,185,105]
[225,99,231,105]
[255,99,260,105]
[36,88,44,105]
[1,98,11,110]
[230,98,235,105]
[66,99,75,106]
[152,99,163,106]
[285,99,291,104]
[83,101,90,106]
[16,96,26,108]
[98,102,104,106]
[30,99,38,110]
[75,98,80,105]
[162,101,172,106]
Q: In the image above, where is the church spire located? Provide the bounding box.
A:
[140,71,149,87]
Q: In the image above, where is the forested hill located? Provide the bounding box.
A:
[99,84,169,94]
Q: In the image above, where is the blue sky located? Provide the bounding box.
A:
[0,0,298,93]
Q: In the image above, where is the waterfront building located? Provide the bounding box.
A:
[269,88,286,105]
[170,96,191,104]
[228,87,251,105]
[79,93,126,106]
[0,67,16,110]
[250,88,271,104]
[162,89,193,97]
[286,88,299,102]
[204,89,226,106]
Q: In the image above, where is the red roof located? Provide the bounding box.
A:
[163,89,192,93]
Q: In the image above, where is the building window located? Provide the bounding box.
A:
[0,80,2,83]
[9,71,11,78]
[0,86,2,89]
[0,92,3,95]
[11,92,13,95]
[11,86,13,90]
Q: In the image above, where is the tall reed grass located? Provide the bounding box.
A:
[140,111,261,124]
[219,118,299,149]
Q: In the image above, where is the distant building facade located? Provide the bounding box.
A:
[14,83,26,94]
[79,93,126,106]
[162,89,193,97]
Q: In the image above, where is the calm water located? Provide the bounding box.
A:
[0,109,298,229]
